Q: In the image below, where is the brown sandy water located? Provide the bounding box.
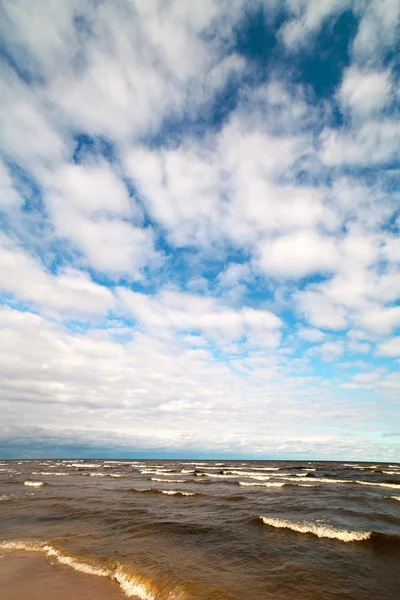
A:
[1,459,400,599]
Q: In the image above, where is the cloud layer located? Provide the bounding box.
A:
[0,0,399,459]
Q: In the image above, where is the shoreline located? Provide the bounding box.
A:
[0,550,134,600]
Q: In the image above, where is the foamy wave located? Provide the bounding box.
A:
[247,467,280,471]
[44,546,111,577]
[114,567,156,599]
[259,517,370,542]
[239,481,285,487]
[24,481,44,487]
[161,490,196,496]
[0,541,109,576]
[389,496,400,502]
[151,478,186,483]
[0,541,173,599]
[33,471,69,476]
[355,480,400,489]
[68,463,100,468]
[0,494,11,501]
[273,475,400,489]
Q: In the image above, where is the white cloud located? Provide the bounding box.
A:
[118,288,282,348]
[339,68,392,118]
[280,0,351,49]
[296,289,348,330]
[0,237,114,317]
[0,306,397,457]
[321,120,400,166]
[308,340,344,362]
[257,230,339,278]
[0,160,20,209]
[298,328,325,343]
[359,306,400,335]
[352,0,400,65]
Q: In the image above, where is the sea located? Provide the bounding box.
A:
[1,459,400,599]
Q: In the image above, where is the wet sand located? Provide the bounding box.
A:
[0,551,129,600]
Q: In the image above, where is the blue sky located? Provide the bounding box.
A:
[0,0,399,460]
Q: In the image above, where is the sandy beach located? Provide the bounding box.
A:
[0,551,128,600]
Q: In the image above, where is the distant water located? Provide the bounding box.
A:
[1,459,400,599]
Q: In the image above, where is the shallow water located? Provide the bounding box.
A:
[1,459,399,599]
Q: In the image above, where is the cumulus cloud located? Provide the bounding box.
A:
[0,237,114,317]
[338,68,392,118]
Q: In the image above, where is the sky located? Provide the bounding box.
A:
[0,0,399,461]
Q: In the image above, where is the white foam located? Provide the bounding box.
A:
[246,467,281,471]
[44,545,111,577]
[259,517,371,542]
[0,494,11,501]
[355,480,400,489]
[239,481,285,487]
[33,472,69,476]
[68,463,100,468]
[389,496,400,501]
[113,567,155,600]
[161,490,196,496]
[0,541,156,599]
[24,481,44,487]
[151,478,186,483]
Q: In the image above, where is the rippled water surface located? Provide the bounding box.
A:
[1,459,400,599]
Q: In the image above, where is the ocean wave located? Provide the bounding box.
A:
[0,540,187,599]
[32,471,70,476]
[130,488,196,497]
[0,494,11,501]
[259,517,370,542]
[273,475,400,489]
[389,496,400,502]
[24,481,45,487]
[161,490,196,496]
[355,480,400,489]
[151,478,187,483]
[67,463,100,468]
[239,481,285,487]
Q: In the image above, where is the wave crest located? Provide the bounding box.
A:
[0,541,188,599]
[259,517,370,542]
[24,481,45,487]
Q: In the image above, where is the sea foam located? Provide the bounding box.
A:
[24,481,44,487]
[259,517,370,542]
[239,481,285,487]
[0,541,174,599]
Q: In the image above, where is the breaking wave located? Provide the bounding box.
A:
[258,517,400,548]
[239,481,285,487]
[151,478,187,483]
[24,481,45,487]
[0,540,188,599]
[130,488,197,497]
[259,517,370,542]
